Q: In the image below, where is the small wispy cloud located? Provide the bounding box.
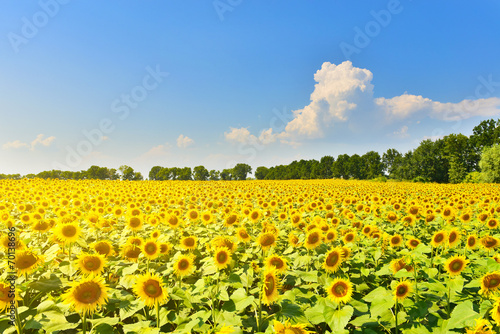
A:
[2,134,55,150]
[177,134,194,148]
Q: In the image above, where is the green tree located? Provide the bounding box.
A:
[448,156,468,184]
[333,154,350,179]
[255,166,269,180]
[346,154,364,179]
[362,151,383,179]
[220,169,233,180]
[479,144,500,183]
[209,170,220,181]
[382,148,402,177]
[319,156,335,179]
[193,166,209,181]
[232,163,252,180]
[178,167,192,180]
[149,166,163,180]
[119,165,135,181]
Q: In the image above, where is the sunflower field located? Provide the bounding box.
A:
[1,179,500,334]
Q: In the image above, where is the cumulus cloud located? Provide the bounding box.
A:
[224,61,500,145]
[2,134,55,150]
[176,134,194,148]
[283,61,373,138]
[225,127,277,145]
[376,94,500,121]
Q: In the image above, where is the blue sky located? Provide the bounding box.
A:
[1,0,499,176]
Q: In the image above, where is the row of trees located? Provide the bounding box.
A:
[148,163,252,181]
[254,118,500,183]
[1,119,498,183]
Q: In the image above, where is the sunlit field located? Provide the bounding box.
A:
[1,179,500,334]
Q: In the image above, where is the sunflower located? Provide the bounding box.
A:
[31,220,51,233]
[273,320,313,334]
[181,236,197,251]
[211,236,237,252]
[466,318,494,334]
[201,211,214,225]
[442,206,455,220]
[406,238,420,250]
[150,229,161,239]
[480,272,500,295]
[305,229,323,249]
[127,236,144,247]
[487,218,499,229]
[460,211,472,224]
[324,229,337,243]
[340,246,351,260]
[323,248,343,273]
[265,255,287,274]
[236,228,251,243]
[288,233,301,247]
[257,233,276,251]
[173,254,195,277]
[390,257,413,274]
[0,282,17,311]
[342,231,356,245]
[76,253,106,275]
[186,208,199,222]
[447,229,461,248]
[159,242,171,255]
[431,230,447,248]
[127,216,143,231]
[393,280,412,301]
[224,214,239,227]
[466,234,478,249]
[215,325,235,334]
[491,298,500,327]
[262,267,280,305]
[62,275,108,315]
[444,255,468,277]
[249,209,262,222]
[122,244,141,262]
[327,278,353,304]
[1,235,25,251]
[389,234,403,248]
[142,239,160,260]
[214,247,232,270]
[15,250,44,275]
[56,222,81,244]
[166,214,180,228]
[481,236,500,250]
[387,212,398,223]
[133,272,168,307]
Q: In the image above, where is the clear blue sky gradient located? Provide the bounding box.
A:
[0,1,499,175]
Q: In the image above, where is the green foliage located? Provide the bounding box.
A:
[479,144,500,183]
[193,166,209,181]
[462,171,483,183]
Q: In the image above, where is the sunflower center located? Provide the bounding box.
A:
[184,238,194,247]
[129,218,141,228]
[435,234,444,243]
[261,236,275,247]
[391,237,400,244]
[217,252,228,263]
[17,254,37,269]
[62,225,77,237]
[75,282,101,304]
[271,258,283,269]
[411,240,419,247]
[96,243,111,255]
[264,276,275,296]
[449,233,457,243]
[144,280,162,298]
[326,252,340,267]
[468,238,476,247]
[284,329,303,334]
[85,259,97,269]
[487,278,500,288]
[333,283,347,296]
[450,260,462,272]
[344,234,353,242]
[179,259,189,270]
[396,286,408,296]
[145,243,157,254]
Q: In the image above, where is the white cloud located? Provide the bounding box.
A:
[224,61,500,146]
[393,125,410,138]
[2,140,29,150]
[30,134,56,150]
[2,134,55,150]
[283,61,373,138]
[176,134,194,148]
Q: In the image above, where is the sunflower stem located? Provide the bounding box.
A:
[82,312,87,334]
[14,304,23,334]
[155,301,160,328]
[413,264,419,302]
[446,279,451,318]
[68,242,73,280]
[394,299,399,334]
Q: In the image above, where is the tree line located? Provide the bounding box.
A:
[255,118,500,183]
[1,118,499,183]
